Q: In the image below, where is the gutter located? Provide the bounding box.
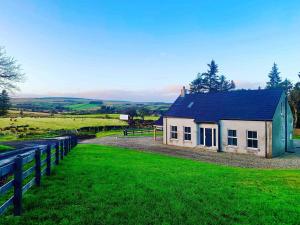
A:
[285,95,288,152]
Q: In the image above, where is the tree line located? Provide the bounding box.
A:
[189,60,300,127]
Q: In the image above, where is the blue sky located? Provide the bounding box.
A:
[0,0,300,102]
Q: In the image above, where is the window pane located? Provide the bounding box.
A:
[185,127,191,133]
[200,128,204,145]
[185,133,191,141]
[253,140,258,148]
[252,132,257,139]
[233,138,237,146]
[228,130,236,137]
[248,131,252,138]
[233,130,236,137]
[247,139,252,147]
[228,138,232,145]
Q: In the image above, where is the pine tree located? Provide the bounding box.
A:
[0,90,10,116]
[190,60,235,93]
[266,63,282,89]
[203,60,219,92]
[218,75,235,91]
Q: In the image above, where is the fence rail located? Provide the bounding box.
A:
[0,135,78,216]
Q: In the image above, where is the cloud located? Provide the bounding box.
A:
[14,81,264,102]
[14,84,183,102]
[234,80,264,89]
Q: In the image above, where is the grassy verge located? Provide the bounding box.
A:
[96,130,163,138]
[96,130,123,138]
[1,144,300,224]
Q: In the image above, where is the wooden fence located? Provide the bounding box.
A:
[123,128,153,136]
[0,136,78,216]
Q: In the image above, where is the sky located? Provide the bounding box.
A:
[0,0,300,102]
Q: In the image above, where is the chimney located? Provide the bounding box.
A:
[180,86,187,97]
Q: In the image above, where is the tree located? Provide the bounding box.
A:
[218,75,236,92]
[0,47,24,91]
[0,90,10,116]
[137,108,150,121]
[190,60,235,93]
[288,73,300,127]
[266,63,282,89]
[280,78,293,94]
[125,107,137,121]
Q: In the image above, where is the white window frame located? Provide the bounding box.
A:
[227,129,237,146]
[247,130,258,149]
[184,126,191,141]
[170,126,178,139]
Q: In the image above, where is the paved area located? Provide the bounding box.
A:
[81,136,300,168]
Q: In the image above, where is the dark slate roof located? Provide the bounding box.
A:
[154,116,163,126]
[164,89,284,123]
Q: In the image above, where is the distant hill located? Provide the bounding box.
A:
[10,97,171,115]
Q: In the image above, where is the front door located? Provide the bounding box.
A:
[205,128,212,147]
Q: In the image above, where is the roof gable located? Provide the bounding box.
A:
[164,89,284,122]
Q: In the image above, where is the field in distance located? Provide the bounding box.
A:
[11,97,170,114]
[0,117,128,130]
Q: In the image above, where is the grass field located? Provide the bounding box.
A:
[1,144,300,225]
[0,117,127,130]
[66,103,101,111]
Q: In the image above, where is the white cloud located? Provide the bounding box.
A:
[234,80,264,89]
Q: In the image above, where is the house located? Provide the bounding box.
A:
[155,87,293,158]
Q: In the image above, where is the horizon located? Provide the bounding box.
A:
[1,1,300,102]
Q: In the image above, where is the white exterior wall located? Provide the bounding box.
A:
[220,120,272,157]
[163,117,273,158]
[163,117,197,147]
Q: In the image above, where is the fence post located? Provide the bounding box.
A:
[46,145,51,176]
[60,140,64,160]
[55,142,59,165]
[35,148,41,186]
[13,155,23,216]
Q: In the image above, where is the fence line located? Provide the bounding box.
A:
[0,135,78,216]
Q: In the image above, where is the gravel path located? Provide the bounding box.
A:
[81,136,300,169]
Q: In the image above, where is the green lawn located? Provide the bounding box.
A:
[0,117,127,130]
[1,144,300,225]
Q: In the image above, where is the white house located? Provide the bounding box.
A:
[155,87,293,158]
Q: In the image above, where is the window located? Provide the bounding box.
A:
[187,102,194,108]
[170,126,178,139]
[184,127,191,141]
[247,131,258,148]
[200,128,204,145]
[213,128,217,146]
[227,130,237,146]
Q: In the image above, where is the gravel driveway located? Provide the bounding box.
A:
[81,136,300,169]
